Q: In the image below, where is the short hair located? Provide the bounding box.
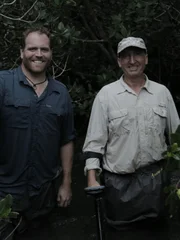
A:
[20,27,52,49]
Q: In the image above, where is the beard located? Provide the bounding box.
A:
[21,58,51,76]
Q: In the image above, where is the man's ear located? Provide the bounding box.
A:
[117,58,122,68]
[145,54,148,65]
[20,48,23,59]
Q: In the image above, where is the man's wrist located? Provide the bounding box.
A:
[62,175,72,185]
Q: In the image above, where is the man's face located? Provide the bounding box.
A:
[117,47,148,78]
[20,32,52,75]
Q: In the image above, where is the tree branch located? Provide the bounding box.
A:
[80,13,115,64]
[4,217,22,240]
[159,1,180,25]
[0,0,39,23]
[0,0,16,8]
[83,0,117,64]
[73,38,107,43]
[52,55,70,79]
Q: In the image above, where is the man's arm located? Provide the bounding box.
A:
[166,88,180,139]
[87,169,100,187]
[57,89,75,207]
[83,90,108,187]
[57,141,74,207]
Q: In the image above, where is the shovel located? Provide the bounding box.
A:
[84,185,105,240]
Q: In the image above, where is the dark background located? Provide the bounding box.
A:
[1,0,180,239]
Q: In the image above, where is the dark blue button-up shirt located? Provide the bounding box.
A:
[0,66,75,197]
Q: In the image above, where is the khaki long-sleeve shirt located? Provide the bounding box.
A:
[83,76,180,174]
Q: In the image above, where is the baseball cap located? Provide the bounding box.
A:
[117,37,147,54]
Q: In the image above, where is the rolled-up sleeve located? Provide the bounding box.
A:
[84,158,101,175]
[165,88,180,139]
[83,90,108,174]
[61,90,75,146]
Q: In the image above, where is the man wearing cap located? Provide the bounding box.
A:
[83,37,179,230]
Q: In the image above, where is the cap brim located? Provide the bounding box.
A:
[118,44,147,54]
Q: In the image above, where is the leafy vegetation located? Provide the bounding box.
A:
[0,194,18,221]
[163,126,180,218]
[1,0,180,135]
[1,0,180,226]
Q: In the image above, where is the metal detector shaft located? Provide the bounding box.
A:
[84,186,105,240]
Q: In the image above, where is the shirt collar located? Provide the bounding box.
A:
[17,66,61,94]
[142,75,154,94]
[116,74,154,95]
[17,66,28,84]
[47,76,61,94]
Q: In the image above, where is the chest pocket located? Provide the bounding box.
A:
[39,104,63,134]
[108,109,130,136]
[152,105,167,132]
[2,99,30,128]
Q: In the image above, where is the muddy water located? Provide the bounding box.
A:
[16,161,180,240]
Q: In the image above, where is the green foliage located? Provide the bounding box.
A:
[0,0,180,135]
[163,126,180,217]
[163,126,180,170]
[0,195,18,221]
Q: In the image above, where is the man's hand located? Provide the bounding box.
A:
[88,179,100,187]
[57,183,72,207]
[58,141,73,207]
[87,169,100,187]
